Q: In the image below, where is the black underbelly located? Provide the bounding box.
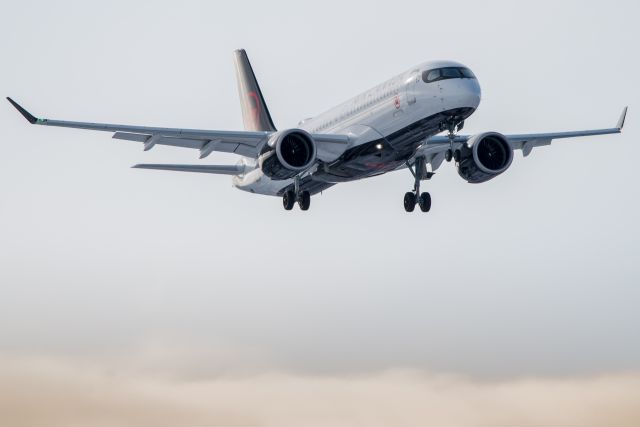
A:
[313,107,474,183]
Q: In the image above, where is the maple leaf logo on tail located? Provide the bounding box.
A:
[233,49,277,132]
[246,91,261,130]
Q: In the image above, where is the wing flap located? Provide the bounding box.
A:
[234,144,258,157]
[518,139,551,157]
[153,136,206,150]
[112,132,149,142]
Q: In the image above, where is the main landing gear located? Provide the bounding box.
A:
[282,177,311,211]
[404,156,432,213]
[282,190,310,210]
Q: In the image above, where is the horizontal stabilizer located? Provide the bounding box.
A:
[132,164,244,175]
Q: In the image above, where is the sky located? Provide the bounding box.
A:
[0,0,639,425]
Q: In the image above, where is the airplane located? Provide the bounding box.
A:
[8,49,627,212]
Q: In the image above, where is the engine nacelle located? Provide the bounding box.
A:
[258,129,317,180]
[457,132,513,183]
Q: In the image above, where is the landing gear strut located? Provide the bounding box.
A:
[282,176,311,211]
[404,156,431,213]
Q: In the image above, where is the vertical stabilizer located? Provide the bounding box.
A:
[233,49,277,132]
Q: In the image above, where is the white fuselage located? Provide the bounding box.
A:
[233,61,482,196]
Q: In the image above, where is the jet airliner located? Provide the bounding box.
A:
[8,49,627,212]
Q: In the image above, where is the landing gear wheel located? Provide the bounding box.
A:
[298,191,311,211]
[445,149,453,162]
[283,191,295,210]
[453,149,461,163]
[418,192,431,212]
[404,192,416,212]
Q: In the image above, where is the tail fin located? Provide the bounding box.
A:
[233,49,277,132]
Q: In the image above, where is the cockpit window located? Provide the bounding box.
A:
[460,68,476,78]
[425,69,441,82]
[441,67,460,79]
[422,67,476,83]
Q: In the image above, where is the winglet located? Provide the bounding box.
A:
[617,106,628,130]
[6,97,38,124]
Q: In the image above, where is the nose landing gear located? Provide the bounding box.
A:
[404,156,432,213]
[444,119,464,163]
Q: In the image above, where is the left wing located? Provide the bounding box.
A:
[7,98,349,160]
[423,107,627,158]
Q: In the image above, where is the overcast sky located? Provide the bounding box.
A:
[0,0,638,387]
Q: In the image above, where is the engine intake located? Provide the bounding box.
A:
[259,129,317,180]
[457,132,513,183]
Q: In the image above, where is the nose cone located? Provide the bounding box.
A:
[439,77,481,111]
[461,78,482,110]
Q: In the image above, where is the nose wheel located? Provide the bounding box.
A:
[444,119,463,163]
[445,148,461,163]
[403,156,432,213]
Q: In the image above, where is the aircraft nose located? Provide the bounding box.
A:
[438,77,481,111]
[462,78,482,109]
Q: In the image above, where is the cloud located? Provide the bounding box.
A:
[0,356,639,427]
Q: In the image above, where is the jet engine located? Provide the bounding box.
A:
[456,132,513,183]
[259,129,317,180]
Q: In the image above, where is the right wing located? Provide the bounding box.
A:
[7,98,349,160]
